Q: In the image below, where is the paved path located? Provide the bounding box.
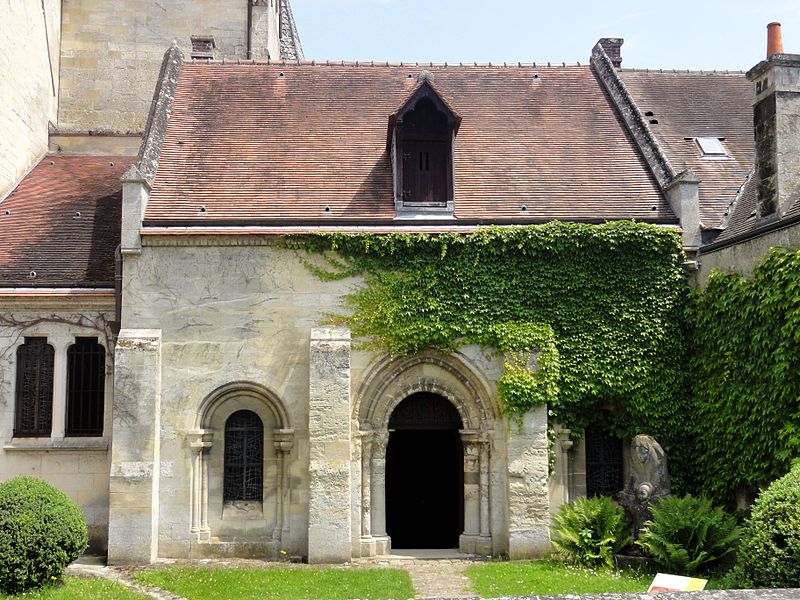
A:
[66,559,186,600]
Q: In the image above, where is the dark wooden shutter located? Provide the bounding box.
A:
[14,338,54,437]
[584,424,624,498]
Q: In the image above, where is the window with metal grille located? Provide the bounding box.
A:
[584,423,624,498]
[224,410,264,502]
[66,337,106,437]
[14,337,55,437]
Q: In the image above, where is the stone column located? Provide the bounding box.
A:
[460,431,481,553]
[108,329,162,564]
[273,429,295,544]
[506,407,550,559]
[187,430,213,541]
[307,327,352,564]
[360,432,372,539]
[479,437,491,542]
[369,430,391,555]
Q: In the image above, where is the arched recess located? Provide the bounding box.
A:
[187,382,294,544]
[354,352,498,556]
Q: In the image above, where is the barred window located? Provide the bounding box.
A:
[66,338,106,437]
[14,337,55,437]
[224,410,263,502]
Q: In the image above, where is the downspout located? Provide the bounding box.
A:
[113,244,122,339]
[246,0,252,59]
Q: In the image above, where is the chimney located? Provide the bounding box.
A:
[767,22,784,57]
[747,24,800,218]
[598,38,624,69]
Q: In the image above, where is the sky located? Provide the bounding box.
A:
[291,0,800,71]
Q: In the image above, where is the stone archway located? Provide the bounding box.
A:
[354,353,498,556]
[187,382,294,545]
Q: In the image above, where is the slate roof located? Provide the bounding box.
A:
[618,70,754,230]
[0,156,133,287]
[144,62,675,226]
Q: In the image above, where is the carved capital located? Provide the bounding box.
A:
[187,429,214,452]
[273,428,295,454]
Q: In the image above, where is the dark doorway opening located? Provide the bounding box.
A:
[386,392,464,549]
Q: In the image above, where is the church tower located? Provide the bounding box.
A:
[1,0,303,198]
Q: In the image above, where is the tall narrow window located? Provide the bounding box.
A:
[66,338,106,437]
[224,410,264,502]
[584,423,624,498]
[14,337,55,437]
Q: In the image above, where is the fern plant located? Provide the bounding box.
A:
[637,494,741,575]
[551,496,630,569]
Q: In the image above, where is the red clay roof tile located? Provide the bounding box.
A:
[618,70,754,230]
[145,63,674,226]
[0,156,134,287]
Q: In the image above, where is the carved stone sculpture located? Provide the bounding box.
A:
[618,435,670,543]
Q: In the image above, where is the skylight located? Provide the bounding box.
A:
[696,137,727,157]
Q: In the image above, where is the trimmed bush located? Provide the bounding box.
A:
[735,463,800,588]
[637,494,740,575]
[551,496,630,568]
[0,477,88,594]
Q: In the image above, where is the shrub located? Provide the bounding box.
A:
[735,463,800,588]
[0,477,88,594]
[637,494,741,575]
[551,496,630,568]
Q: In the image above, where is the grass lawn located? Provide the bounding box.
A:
[0,578,148,599]
[466,560,652,597]
[134,566,415,600]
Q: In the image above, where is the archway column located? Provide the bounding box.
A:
[460,430,492,554]
[273,429,294,544]
[187,430,214,540]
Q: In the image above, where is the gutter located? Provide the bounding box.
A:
[700,212,800,253]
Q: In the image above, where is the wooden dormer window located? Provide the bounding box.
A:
[389,76,461,217]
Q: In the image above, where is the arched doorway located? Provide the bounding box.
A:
[385,392,464,548]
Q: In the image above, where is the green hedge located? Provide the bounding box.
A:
[0,477,88,594]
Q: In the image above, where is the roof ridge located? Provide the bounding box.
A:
[183,58,590,69]
[620,67,747,75]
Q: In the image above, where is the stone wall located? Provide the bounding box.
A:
[58,0,267,133]
[697,224,800,285]
[0,0,61,198]
[119,237,551,560]
[0,295,115,551]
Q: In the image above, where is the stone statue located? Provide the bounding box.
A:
[618,435,670,543]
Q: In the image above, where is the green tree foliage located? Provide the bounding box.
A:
[637,495,741,574]
[291,222,692,488]
[0,477,88,594]
[690,247,800,502]
[551,496,631,568]
[734,462,800,588]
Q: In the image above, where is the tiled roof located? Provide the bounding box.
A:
[714,172,758,243]
[0,156,133,287]
[145,62,674,226]
[619,70,754,230]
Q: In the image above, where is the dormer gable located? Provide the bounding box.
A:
[388,75,461,219]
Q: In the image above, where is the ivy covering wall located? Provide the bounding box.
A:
[690,247,800,503]
[291,222,694,490]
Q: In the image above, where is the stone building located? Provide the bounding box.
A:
[1,6,798,563]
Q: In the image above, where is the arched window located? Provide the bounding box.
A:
[224,410,264,502]
[14,337,55,437]
[66,338,106,437]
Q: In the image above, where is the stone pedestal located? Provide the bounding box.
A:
[108,329,162,564]
[307,327,352,564]
[506,407,550,559]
